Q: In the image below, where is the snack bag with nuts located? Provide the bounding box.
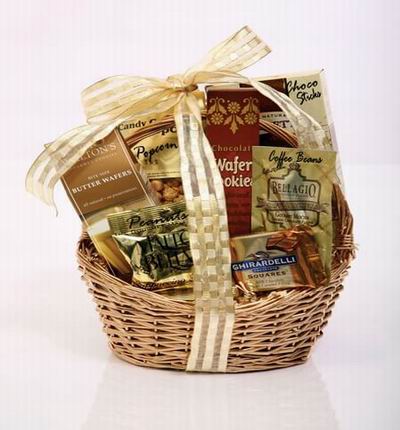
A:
[123,123,185,204]
[118,92,205,205]
[61,129,157,274]
[107,201,193,292]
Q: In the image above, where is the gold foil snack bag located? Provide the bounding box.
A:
[119,91,205,205]
[252,147,336,275]
[61,130,157,274]
[108,202,193,291]
[127,123,185,204]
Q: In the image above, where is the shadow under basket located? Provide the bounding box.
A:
[77,120,355,373]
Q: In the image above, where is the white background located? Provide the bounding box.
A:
[1,1,399,429]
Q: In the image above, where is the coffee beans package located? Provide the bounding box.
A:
[252,147,336,275]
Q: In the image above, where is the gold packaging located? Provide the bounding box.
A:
[61,130,157,274]
[126,122,184,204]
[248,71,336,148]
[108,201,193,291]
[128,124,181,180]
[119,92,205,205]
[252,146,336,275]
[230,225,327,292]
[240,71,344,185]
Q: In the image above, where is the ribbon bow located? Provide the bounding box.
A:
[26,26,326,372]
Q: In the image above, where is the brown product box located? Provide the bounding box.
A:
[205,87,260,237]
[61,130,153,218]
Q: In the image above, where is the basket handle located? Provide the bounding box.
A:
[125,115,298,148]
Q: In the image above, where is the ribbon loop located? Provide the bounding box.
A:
[166,74,198,94]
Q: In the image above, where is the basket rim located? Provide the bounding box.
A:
[124,115,298,149]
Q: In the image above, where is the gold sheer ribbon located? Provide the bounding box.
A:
[26,26,326,372]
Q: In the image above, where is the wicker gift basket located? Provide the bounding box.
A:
[26,26,355,373]
[77,118,355,373]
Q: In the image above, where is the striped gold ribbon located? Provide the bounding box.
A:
[26,26,327,372]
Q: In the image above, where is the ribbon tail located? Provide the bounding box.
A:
[185,26,271,75]
[175,96,234,372]
[25,122,117,209]
[26,88,179,210]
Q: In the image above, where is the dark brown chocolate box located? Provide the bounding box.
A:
[205,87,260,237]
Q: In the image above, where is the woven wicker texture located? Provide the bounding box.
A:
[77,119,355,373]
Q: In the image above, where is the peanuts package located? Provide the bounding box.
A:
[61,129,157,274]
[108,201,193,292]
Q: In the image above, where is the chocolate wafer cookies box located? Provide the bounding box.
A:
[205,87,260,237]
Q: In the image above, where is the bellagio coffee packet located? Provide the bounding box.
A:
[252,147,336,276]
[205,87,260,237]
